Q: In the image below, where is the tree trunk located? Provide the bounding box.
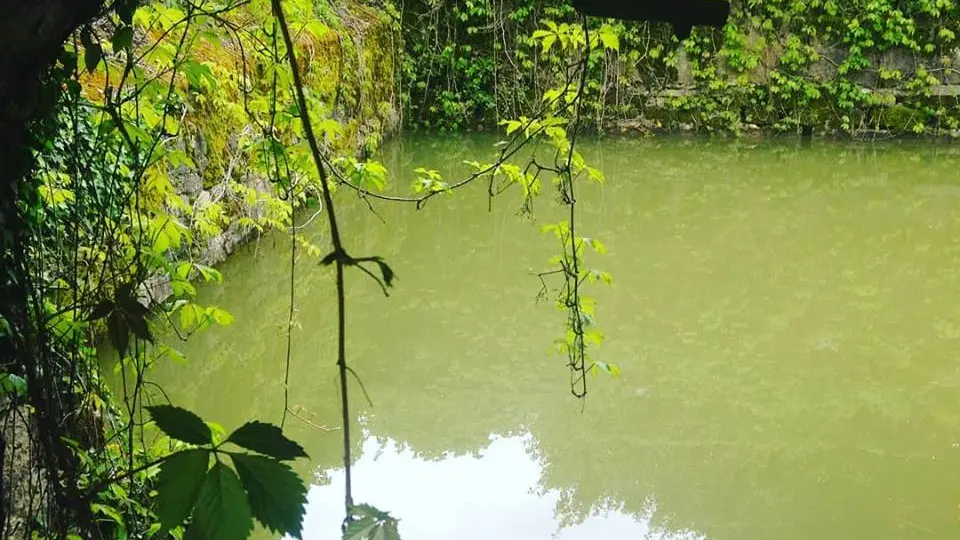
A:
[0,0,105,217]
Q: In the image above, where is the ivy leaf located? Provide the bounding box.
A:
[187,461,253,540]
[227,421,308,461]
[147,405,213,445]
[230,454,307,536]
[156,449,210,532]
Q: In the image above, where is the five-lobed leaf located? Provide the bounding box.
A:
[156,449,210,532]
[147,405,213,445]
[230,453,308,537]
[187,461,253,540]
[227,421,308,461]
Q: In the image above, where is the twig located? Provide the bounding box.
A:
[271,0,355,520]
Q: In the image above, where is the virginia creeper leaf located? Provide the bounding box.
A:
[187,461,253,540]
[146,405,212,445]
[230,453,307,536]
[227,421,307,461]
[156,449,210,532]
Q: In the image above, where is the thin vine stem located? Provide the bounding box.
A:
[270,0,355,521]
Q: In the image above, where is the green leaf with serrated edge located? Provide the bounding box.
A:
[156,450,209,532]
[230,454,307,536]
[227,421,307,461]
[146,405,212,445]
[186,461,252,540]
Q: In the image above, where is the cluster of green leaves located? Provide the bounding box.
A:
[13,0,408,538]
[148,406,309,539]
[399,0,577,129]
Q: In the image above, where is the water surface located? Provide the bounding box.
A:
[146,136,960,539]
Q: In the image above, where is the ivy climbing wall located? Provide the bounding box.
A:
[399,0,960,136]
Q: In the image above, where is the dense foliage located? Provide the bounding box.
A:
[1,0,394,537]
[1,1,617,539]
[400,0,960,136]
[7,0,959,539]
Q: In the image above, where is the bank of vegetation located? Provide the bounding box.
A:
[401,0,960,137]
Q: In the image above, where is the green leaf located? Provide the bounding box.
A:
[157,450,210,532]
[0,373,27,398]
[344,504,400,540]
[593,361,621,377]
[84,42,103,73]
[80,27,102,73]
[306,21,329,40]
[541,34,557,53]
[502,120,522,135]
[88,300,115,321]
[181,60,217,90]
[112,26,134,52]
[598,25,620,51]
[170,279,197,298]
[178,303,201,330]
[230,454,307,536]
[227,421,308,461]
[588,238,606,255]
[193,264,222,283]
[208,307,234,326]
[187,461,253,540]
[147,405,213,445]
[116,0,139,25]
[92,503,125,525]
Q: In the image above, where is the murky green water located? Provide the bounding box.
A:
[145,136,960,539]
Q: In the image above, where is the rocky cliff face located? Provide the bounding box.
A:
[134,5,400,302]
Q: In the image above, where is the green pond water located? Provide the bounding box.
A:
[143,135,960,539]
